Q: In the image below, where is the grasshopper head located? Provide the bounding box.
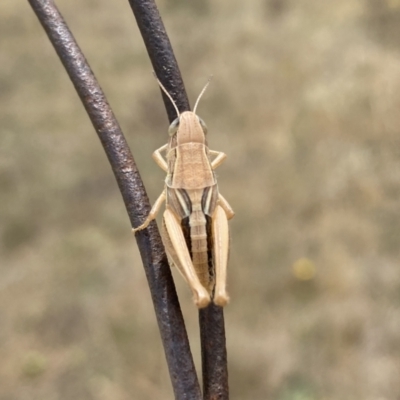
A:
[153,73,211,145]
[169,111,208,145]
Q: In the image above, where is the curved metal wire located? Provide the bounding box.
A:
[28,0,229,398]
[27,1,201,399]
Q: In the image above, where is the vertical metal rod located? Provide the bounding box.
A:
[27,1,201,399]
[126,1,230,398]
[127,0,190,121]
[199,305,229,400]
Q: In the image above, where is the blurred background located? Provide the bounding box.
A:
[1,0,400,398]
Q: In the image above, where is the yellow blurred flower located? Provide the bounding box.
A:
[292,258,316,281]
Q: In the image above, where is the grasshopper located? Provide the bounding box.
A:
[133,77,234,308]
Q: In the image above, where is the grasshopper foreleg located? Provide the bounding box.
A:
[152,144,168,172]
[209,150,227,169]
[132,190,166,233]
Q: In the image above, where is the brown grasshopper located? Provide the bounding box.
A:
[133,78,234,308]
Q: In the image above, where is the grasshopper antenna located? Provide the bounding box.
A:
[153,72,180,119]
[193,75,213,114]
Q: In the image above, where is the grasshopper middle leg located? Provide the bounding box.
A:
[132,190,166,233]
[218,193,235,220]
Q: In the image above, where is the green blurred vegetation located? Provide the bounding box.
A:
[1,0,400,398]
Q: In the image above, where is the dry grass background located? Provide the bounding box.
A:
[1,0,400,398]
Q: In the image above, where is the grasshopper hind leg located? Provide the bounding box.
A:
[211,205,230,307]
[162,209,211,308]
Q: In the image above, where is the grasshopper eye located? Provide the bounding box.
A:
[198,117,208,135]
[168,117,180,136]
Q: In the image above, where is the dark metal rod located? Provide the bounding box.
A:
[27,1,201,399]
[127,0,190,121]
[127,1,229,398]
[199,305,229,399]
